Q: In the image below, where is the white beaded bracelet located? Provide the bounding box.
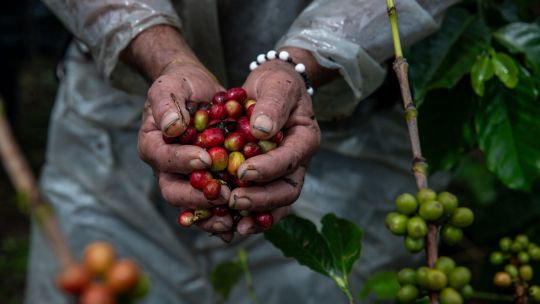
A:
[249,50,314,96]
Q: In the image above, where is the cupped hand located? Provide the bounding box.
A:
[230,59,321,235]
[137,62,235,240]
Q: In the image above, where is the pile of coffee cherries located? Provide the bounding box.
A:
[56,241,149,304]
[397,256,473,303]
[491,234,540,301]
[162,88,278,230]
[385,189,474,252]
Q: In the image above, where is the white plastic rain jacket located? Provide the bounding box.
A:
[27,0,456,303]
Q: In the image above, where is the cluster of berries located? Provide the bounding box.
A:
[385,189,474,252]
[56,242,148,304]
[397,256,473,304]
[491,234,540,301]
[162,88,277,230]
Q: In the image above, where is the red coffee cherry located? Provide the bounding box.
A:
[203,179,221,200]
[254,212,274,229]
[189,170,213,190]
[225,87,247,103]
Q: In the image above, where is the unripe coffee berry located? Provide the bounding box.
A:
[194,110,209,132]
[442,225,463,246]
[385,212,408,235]
[417,188,437,204]
[258,140,277,153]
[395,193,418,215]
[406,216,427,238]
[224,100,243,118]
[529,285,540,302]
[460,285,474,300]
[490,251,505,265]
[397,285,419,303]
[435,256,456,275]
[194,209,212,221]
[519,265,533,281]
[426,269,448,290]
[438,192,458,215]
[529,245,540,260]
[440,287,463,304]
[397,268,417,285]
[500,237,513,252]
[419,200,444,221]
[493,272,512,288]
[450,207,474,228]
[448,266,471,289]
[516,234,529,247]
[518,251,530,264]
[404,236,424,253]
[227,152,245,176]
[505,264,518,278]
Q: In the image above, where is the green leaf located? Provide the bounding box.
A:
[492,52,519,88]
[209,260,243,300]
[494,22,540,73]
[321,214,363,278]
[418,80,476,171]
[470,54,494,96]
[264,215,336,277]
[408,8,491,105]
[475,67,540,191]
[359,272,400,300]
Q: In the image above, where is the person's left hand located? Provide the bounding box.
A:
[229,59,321,235]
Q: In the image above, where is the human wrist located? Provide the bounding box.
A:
[121,25,203,81]
[278,47,339,88]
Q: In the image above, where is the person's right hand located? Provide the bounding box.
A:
[137,61,237,242]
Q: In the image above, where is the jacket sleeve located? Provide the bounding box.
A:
[42,0,182,77]
[277,0,458,119]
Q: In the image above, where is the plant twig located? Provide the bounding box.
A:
[385,1,438,303]
[511,256,529,304]
[0,99,75,269]
[473,291,514,302]
[238,249,260,304]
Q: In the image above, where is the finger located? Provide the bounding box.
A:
[138,121,211,173]
[197,214,234,234]
[148,74,192,137]
[228,166,305,211]
[216,232,234,243]
[158,172,230,209]
[236,207,290,235]
[244,69,303,139]
[236,115,319,182]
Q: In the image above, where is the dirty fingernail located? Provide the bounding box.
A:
[239,168,259,181]
[162,111,183,137]
[231,197,252,210]
[253,114,273,134]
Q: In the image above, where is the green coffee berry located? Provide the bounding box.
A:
[396,193,418,215]
[419,200,444,221]
[438,192,458,215]
[518,251,530,264]
[407,216,428,238]
[435,256,456,275]
[529,245,540,261]
[504,264,518,278]
[397,285,419,303]
[440,287,463,304]
[385,212,409,235]
[448,267,471,289]
[442,225,463,246]
[460,284,474,300]
[529,285,540,302]
[511,241,524,253]
[426,269,448,290]
[490,251,505,265]
[515,234,529,248]
[417,188,437,204]
[450,207,474,228]
[404,236,425,253]
[520,265,533,281]
[499,237,512,252]
[398,268,417,285]
[416,266,430,288]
